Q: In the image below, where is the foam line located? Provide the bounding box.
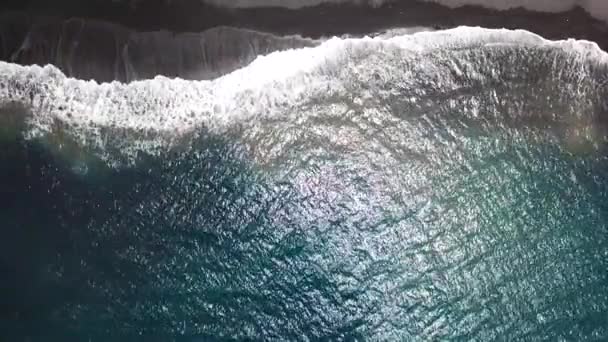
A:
[0,27,606,165]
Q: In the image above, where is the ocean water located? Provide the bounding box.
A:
[1,28,608,341]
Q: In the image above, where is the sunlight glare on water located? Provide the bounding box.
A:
[0,27,607,341]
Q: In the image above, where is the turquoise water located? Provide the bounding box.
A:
[1,35,608,340]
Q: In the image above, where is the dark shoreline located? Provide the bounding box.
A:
[1,0,606,41]
[1,0,607,82]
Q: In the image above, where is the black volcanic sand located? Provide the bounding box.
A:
[0,0,607,61]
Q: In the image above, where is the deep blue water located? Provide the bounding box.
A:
[1,37,608,341]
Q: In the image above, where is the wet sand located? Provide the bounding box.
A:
[0,0,607,78]
[1,1,607,40]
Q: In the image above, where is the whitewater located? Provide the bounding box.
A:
[0,26,606,166]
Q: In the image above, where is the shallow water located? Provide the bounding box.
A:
[1,28,608,341]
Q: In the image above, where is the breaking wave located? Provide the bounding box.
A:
[2,26,608,340]
[0,27,607,167]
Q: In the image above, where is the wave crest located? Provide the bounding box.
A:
[1,27,607,167]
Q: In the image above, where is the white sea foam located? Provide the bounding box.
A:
[0,27,606,165]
